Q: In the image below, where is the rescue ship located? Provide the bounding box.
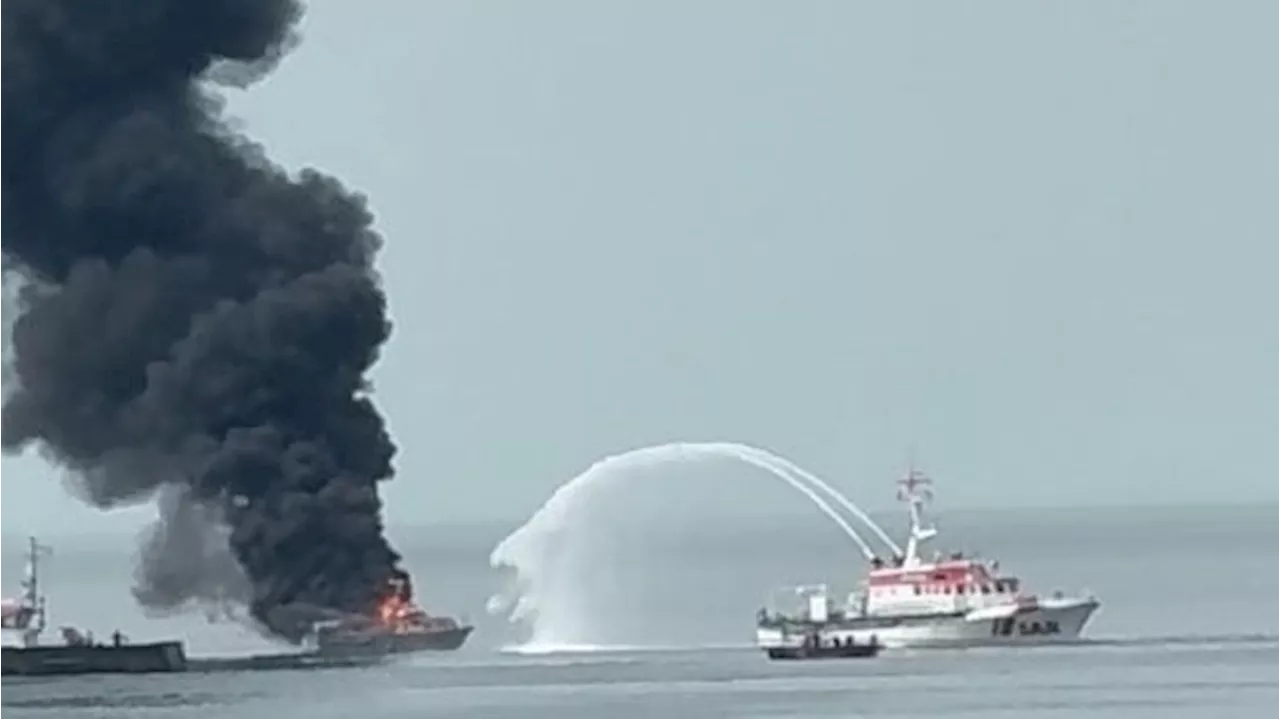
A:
[304,570,473,657]
[756,467,1100,651]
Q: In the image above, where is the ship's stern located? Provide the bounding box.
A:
[755,625,803,650]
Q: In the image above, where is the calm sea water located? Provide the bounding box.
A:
[2,504,1276,718]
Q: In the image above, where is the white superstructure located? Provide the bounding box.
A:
[1,537,51,648]
[756,467,1100,649]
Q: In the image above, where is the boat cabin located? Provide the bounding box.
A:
[853,556,1023,617]
[844,469,1028,618]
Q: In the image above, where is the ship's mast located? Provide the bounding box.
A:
[896,466,937,568]
[19,536,51,646]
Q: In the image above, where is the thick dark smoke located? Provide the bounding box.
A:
[2,0,410,641]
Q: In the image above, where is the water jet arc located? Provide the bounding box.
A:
[729,445,903,557]
[486,441,900,649]
[728,448,879,560]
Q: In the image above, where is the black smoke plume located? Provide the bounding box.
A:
[2,0,410,641]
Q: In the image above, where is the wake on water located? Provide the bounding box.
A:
[487,441,896,653]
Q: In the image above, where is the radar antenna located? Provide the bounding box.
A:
[896,465,937,568]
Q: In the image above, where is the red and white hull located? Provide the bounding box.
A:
[758,596,1098,650]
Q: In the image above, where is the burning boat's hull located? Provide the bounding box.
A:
[314,624,473,657]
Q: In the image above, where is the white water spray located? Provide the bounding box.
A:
[487,441,896,651]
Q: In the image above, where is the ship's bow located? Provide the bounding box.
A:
[1040,595,1101,639]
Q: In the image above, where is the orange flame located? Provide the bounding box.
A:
[373,573,421,629]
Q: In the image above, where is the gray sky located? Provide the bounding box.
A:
[2,0,1276,537]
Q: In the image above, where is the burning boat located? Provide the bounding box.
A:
[304,570,473,657]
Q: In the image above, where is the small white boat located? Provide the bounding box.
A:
[756,467,1100,650]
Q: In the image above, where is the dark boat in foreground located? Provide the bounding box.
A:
[764,634,882,660]
[758,603,881,661]
[3,639,187,676]
[2,538,187,676]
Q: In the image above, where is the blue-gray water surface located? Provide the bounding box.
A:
[2,505,1276,717]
